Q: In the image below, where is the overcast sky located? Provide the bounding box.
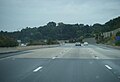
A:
[0,0,120,31]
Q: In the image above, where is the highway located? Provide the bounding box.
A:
[0,43,120,82]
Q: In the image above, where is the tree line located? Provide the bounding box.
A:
[0,16,120,47]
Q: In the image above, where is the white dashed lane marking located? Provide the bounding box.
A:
[105,65,112,70]
[94,56,99,59]
[33,66,43,72]
[52,57,56,59]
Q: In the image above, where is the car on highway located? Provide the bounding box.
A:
[0,0,120,82]
[75,42,81,46]
[83,42,88,46]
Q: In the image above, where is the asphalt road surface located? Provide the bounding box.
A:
[0,43,120,82]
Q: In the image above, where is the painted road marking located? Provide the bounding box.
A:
[94,55,99,59]
[52,57,56,59]
[105,65,112,70]
[33,66,43,72]
[95,56,99,59]
[118,76,120,79]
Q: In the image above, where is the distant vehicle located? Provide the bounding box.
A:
[75,42,81,46]
[20,43,27,47]
[84,42,88,46]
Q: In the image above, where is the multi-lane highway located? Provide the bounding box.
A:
[0,43,120,82]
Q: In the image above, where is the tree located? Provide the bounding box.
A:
[0,16,120,44]
[47,22,56,27]
[0,35,18,47]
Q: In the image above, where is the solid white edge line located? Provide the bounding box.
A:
[33,66,42,72]
[105,65,112,70]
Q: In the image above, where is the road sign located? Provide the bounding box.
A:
[116,36,120,41]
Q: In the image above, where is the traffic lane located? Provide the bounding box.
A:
[0,44,120,82]
[13,45,72,59]
[59,44,107,59]
[100,59,120,79]
[0,44,73,82]
[0,58,51,82]
[20,59,120,82]
[0,44,66,59]
[60,46,95,59]
[90,44,120,59]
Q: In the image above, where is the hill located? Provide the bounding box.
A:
[0,16,120,46]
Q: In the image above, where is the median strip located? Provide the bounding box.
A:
[33,66,43,72]
[0,45,60,59]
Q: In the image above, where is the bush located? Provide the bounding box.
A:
[28,39,59,46]
[116,31,120,36]
[46,39,59,45]
[27,40,47,46]
[115,41,120,46]
[0,35,18,47]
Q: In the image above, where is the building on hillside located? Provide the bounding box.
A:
[103,28,120,38]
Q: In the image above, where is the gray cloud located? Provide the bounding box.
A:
[0,0,120,31]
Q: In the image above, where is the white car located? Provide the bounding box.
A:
[84,42,88,46]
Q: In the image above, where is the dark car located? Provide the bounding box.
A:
[75,42,81,46]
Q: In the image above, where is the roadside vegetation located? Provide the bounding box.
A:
[0,16,120,47]
[115,31,120,46]
[95,16,120,46]
[27,39,59,46]
[0,35,18,47]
